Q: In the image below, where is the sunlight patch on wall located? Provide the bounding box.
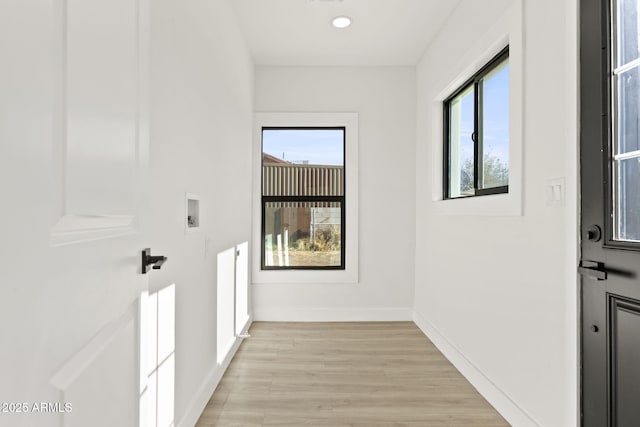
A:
[140,284,175,427]
[217,249,236,364]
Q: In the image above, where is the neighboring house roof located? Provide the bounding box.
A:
[263,153,290,165]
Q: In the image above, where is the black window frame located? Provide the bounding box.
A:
[443,46,510,200]
[597,0,640,251]
[260,126,346,271]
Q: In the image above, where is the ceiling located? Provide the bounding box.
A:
[229,0,462,67]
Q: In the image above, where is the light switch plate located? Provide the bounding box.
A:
[546,177,565,207]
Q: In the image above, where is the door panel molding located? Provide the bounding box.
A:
[607,294,640,426]
[50,0,149,246]
[50,303,138,427]
[50,305,136,391]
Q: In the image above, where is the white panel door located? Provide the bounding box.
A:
[0,0,151,426]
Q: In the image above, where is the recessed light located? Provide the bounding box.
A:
[332,16,352,29]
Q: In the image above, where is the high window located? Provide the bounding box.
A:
[261,128,345,270]
[444,47,510,199]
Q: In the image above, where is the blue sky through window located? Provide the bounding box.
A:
[263,129,344,166]
[482,61,509,165]
[459,60,509,165]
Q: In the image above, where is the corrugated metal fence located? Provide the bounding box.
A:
[262,164,344,197]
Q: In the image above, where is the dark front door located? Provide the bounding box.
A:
[581,1,640,425]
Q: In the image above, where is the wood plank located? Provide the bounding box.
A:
[195,322,508,426]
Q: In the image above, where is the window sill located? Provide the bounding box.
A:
[253,268,358,284]
[432,191,522,216]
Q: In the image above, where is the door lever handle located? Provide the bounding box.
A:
[578,261,607,281]
[142,248,168,274]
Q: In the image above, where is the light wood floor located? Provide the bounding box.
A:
[196,322,509,426]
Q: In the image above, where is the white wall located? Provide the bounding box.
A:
[414,0,578,426]
[149,0,253,425]
[253,67,416,321]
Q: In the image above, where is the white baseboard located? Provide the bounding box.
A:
[176,317,252,427]
[412,311,539,427]
[253,307,412,322]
